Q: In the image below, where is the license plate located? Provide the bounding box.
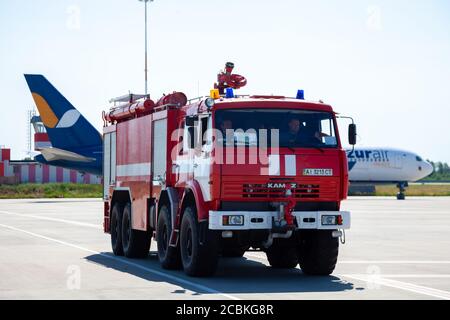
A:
[303,168,333,176]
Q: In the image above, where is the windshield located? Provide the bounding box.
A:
[214,108,338,148]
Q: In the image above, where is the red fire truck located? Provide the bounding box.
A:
[102,63,356,277]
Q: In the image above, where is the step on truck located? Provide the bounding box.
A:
[102,62,356,277]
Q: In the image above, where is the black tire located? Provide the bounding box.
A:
[298,230,339,275]
[397,193,405,200]
[121,203,152,258]
[156,205,182,269]
[265,246,298,268]
[180,206,219,277]
[221,246,249,258]
[110,203,124,256]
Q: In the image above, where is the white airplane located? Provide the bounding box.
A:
[346,147,433,199]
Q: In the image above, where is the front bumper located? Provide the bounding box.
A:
[209,211,350,230]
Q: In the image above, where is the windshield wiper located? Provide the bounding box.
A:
[314,146,325,153]
[284,141,296,153]
[287,146,296,153]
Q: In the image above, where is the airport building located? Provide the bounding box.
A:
[0,147,101,185]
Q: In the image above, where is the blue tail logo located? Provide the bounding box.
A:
[24,74,102,150]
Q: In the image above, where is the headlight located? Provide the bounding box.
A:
[222,215,244,226]
[321,215,337,226]
[205,97,215,108]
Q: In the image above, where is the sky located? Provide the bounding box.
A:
[1,0,449,162]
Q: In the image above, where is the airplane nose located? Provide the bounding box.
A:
[422,161,434,177]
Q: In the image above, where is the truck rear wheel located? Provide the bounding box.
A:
[298,230,339,275]
[265,246,298,268]
[110,203,124,256]
[180,206,219,277]
[121,203,151,258]
[156,205,182,269]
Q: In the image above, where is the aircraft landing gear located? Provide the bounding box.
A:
[396,182,408,200]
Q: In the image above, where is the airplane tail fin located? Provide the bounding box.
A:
[24,74,102,150]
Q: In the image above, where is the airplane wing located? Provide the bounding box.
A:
[39,147,96,163]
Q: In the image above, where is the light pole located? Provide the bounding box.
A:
[139,0,153,96]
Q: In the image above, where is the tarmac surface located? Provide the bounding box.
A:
[0,197,449,300]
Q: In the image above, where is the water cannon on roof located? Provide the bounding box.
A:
[214,62,247,95]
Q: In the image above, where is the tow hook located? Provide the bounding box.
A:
[272,199,296,233]
[332,230,346,244]
[270,189,297,236]
[283,187,296,228]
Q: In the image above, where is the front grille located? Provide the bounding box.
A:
[243,183,320,198]
[222,179,339,200]
[220,201,339,211]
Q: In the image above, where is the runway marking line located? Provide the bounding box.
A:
[346,274,450,278]
[343,274,450,300]
[339,261,450,264]
[245,253,450,300]
[0,222,239,300]
[0,210,102,229]
[245,253,450,264]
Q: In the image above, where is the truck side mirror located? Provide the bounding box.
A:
[348,123,357,145]
[186,116,198,127]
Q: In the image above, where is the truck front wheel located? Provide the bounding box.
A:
[110,203,124,256]
[121,203,151,258]
[298,230,339,275]
[156,205,182,269]
[265,245,298,268]
[180,206,219,277]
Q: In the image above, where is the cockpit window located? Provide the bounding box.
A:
[416,156,423,161]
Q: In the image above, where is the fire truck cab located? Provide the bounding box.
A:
[102,64,355,277]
